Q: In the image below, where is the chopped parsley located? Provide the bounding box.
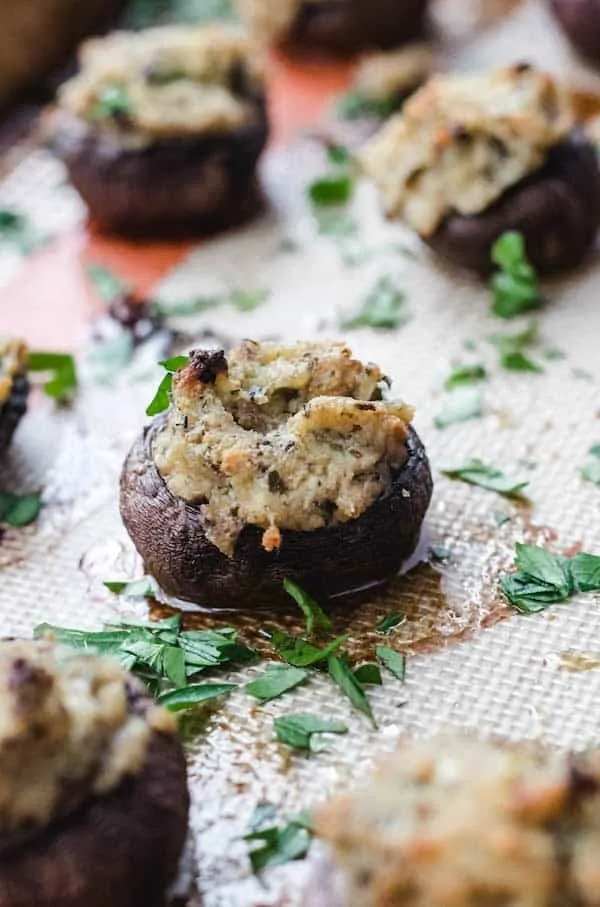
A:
[376,645,406,682]
[273,713,348,751]
[327,655,376,726]
[35,615,256,705]
[488,320,543,373]
[245,810,313,875]
[489,231,541,319]
[245,665,309,703]
[229,288,269,312]
[0,208,49,256]
[582,445,600,486]
[376,611,404,635]
[103,578,156,598]
[353,663,382,685]
[440,459,529,498]
[500,544,600,614]
[342,275,409,330]
[157,682,236,711]
[0,491,42,527]
[91,85,132,121]
[283,578,332,636]
[309,174,353,207]
[444,363,487,390]
[28,351,77,403]
[146,355,189,416]
[337,90,398,121]
[266,627,349,668]
[434,385,483,428]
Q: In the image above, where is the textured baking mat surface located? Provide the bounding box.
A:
[2,2,600,904]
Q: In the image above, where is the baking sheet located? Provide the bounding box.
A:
[2,2,600,904]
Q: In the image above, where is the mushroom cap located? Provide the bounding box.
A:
[119,418,433,611]
[0,374,29,457]
[0,730,189,907]
[427,131,600,277]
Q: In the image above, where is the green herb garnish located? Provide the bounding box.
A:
[309,174,353,207]
[582,445,600,485]
[273,713,348,751]
[103,578,156,598]
[28,351,77,403]
[490,231,541,319]
[91,85,132,120]
[440,459,529,498]
[0,208,49,255]
[489,320,543,373]
[245,812,313,875]
[146,355,189,416]
[500,544,600,614]
[376,645,406,681]
[245,665,309,703]
[376,611,404,635]
[434,385,483,428]
[283,578,332,636]
[327,655,376,726]
[327,144,352,166]
[337,90,398,121]
[267,628,349,668]
[157,682,236,711]
[342,275,409,330]
[229,288,270,312]
[444,364,487,390]
[0,491,42,527]
[353,663,382,685]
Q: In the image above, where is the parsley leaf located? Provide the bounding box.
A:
[488,320,543,373]
[283,579,332,636]
[499,544,600,614]
[376,611,404,634]
[342,275,409,330]
[267,628,349,668]
[91,85,132,121]
[327,144,352,166]
[103,578,156,598]
[146,355,189,416]
[157,682,236,711]
[376,645,406,681]
[245,665,309,702]
[337,90,398,121]
[0,491,42,527]
[245,814,312,875]
[490,231,541,319]
[28,351,77,403]
[440,459,529,498]
[434,385,483,428]
[273,713,348,751]
[353,663,382,685]
[582,445,600,485]
[327,655,376,725]
[309,174,353,207]
[0,208,49,255]
[444,364,487,390]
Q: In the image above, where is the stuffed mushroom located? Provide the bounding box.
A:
[48,24,269,237]
[361,63,600,277]
[310,734,600,906]
[0,637,189,907]
[0,340,29,457]
[120,341,433,610]
[236,0,429,58]
[550,0,600,64]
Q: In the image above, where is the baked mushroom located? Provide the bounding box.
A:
[550,0,600,64]
[338,45,435,124]
[310,734,600,906]
[361,63,600,277]
[120,341,433,610]
[236,0,429,58]
[0,340,29,457]
[48,24,269,237]
[0,638,189,907]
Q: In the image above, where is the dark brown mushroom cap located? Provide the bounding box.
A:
[0,374,29,457]
[426,131,600,277]
[48,90,269,238]
[0,730,189,907]
[550,0,600,63]
[119,417,433,611]
[277,0,429,57]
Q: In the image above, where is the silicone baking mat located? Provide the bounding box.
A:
[2,2,600,904]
